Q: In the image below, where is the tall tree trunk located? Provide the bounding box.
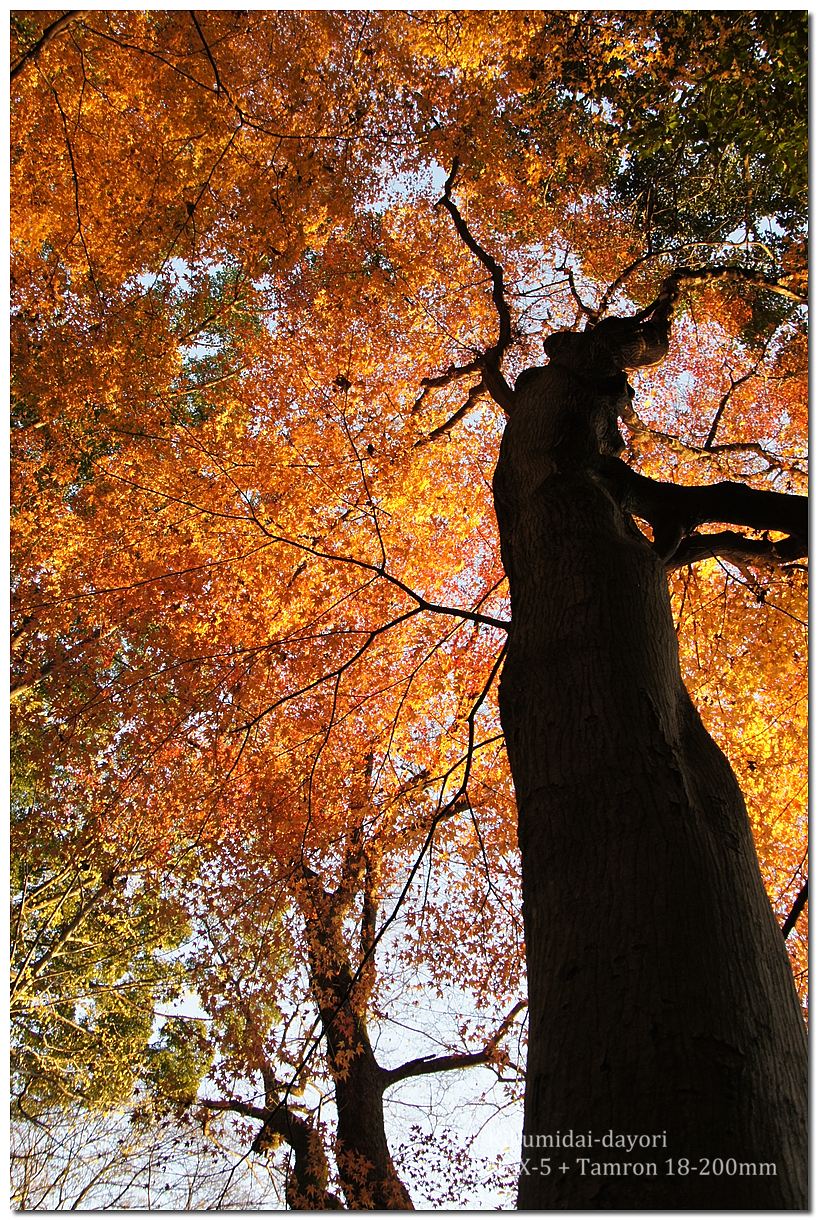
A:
[493,355,807,1209]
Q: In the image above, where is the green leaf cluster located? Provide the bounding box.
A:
[11,782,210,1114]
[609,12,807,247]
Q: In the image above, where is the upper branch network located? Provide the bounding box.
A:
[419,170,807,572]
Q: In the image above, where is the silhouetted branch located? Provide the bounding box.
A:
[703,353,769,449]
[201,1097,343,1208]
[782,880,808,940]
[598,457,808,553]
[189,11,225,95]
[668,531,807,570]
[596,251,666,319]
[636,265,807,321]
[414,380,486,446]
[434,159,515,412]
[412,358,483,413]
[11,11,87,82]
[383,999,526,1087]
[558,257,596,323]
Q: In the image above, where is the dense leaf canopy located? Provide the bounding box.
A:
[11,10,807,1208]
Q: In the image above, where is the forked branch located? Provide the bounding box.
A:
[600,458,807,539]
[597,456,808,566]
[382,998,527,1087]
[415,159,515,421]
[200,1095,342,1208]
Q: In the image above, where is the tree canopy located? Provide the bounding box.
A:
[11,10,807,1209]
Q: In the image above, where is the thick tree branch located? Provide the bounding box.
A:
[199,1096,268,1122]
[599,250,807,322]
[596,250,666,319]
[437,160,512,352]
[200,1097,343,1209]
[360,856,378,964]
[667,531,807,571]
[11,11,87,82]
[382,999,526,1088]
[597,457,808,561]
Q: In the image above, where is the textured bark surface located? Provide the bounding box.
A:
[493,346,807,1208]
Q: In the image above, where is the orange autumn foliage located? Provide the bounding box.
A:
[11,10,806,1205]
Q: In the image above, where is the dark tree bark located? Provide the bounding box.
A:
[302,860,414,1211]
[252,1103,343,1210]
[199,1094,343,1209]
[492,317,808,1208]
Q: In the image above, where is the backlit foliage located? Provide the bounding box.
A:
[11,10,806,1206]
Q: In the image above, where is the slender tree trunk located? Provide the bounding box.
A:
[493,361,807,1208]
[248,1102,342,1210]
[311,957,412,1210]
[303,874,413,1210]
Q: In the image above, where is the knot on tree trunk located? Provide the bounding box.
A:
[543,311,671,378]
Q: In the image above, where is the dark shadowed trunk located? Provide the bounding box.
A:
[307,950,413,1210]
[302,858,414,1211]
[493,319,807,1208]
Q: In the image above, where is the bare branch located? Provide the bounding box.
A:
[411,358,483,413]
[437,161,512,350]
[435,159,515,412]
[382,1000,526,1087]
[619,396,806,486]
[598,456,808,545]
[558,257,597,324]
[637,264,808,321]
[47,80,104,301]
[667,530,808,571]
[596,250,668,319]
[32,469,509,631]
[704,357,766,449]
[198,1097,268,1122]
[413,380,487,446]
[189,11,225,95]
